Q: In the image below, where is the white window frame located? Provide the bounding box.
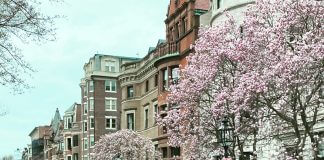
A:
[105,60,116,72]
[65,136,72,151]
[105,97,117,111]
[105,116,117,130]
[64,117,72,129]
[89,98,94,111]
[83,121,88,132]
[125,110,136,131]
[83,85,87,98]
[153,101,158,124]
[89,81,94,92]
[83,102,88,115]
[89,116,95,129]
[143,105,149,130]
[105,80,117,93]
[83,138,88,151]
[90,135,95,148]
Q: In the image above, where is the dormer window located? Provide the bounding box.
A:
[105,60,116,72]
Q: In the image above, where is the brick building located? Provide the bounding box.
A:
[79,54,139,159]
[29,126,50,160]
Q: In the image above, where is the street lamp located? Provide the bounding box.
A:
[217,117,234,158]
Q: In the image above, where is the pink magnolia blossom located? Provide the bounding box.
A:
[91,130,161,160]
[159,0,323,159]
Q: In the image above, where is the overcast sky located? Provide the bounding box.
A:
[0,0,169,157]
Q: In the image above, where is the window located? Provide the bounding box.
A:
[89,99,94,111]
[153,103,158,124]
[217,0,222,9]
[171,67,180,84]
[169,27,173,41]
[83,86,87,97]
[162,69,168,90]
[155,74,158,87]
[105,60,116,72]
[73,135,78,147]
[127,86,134,98]
[89,81,94,92]
[67,156,72,160]
[171,147,181,157]
[145,80,149,92]
[162,147,168,158]
[144,108,149,129]
[67,138,72,150]
[83,122,87,131]
[83,138,88,150]
[105,80,116,92]
[90,135,95,147]
[73,153,78,160]
[90,117,95,129]
[182,17,187,34]
[106,116,117,129]
[83,103,88,115]
[105,98,117,111]
[175,22,180,39]
[65,117,72,129]
[127,113,135,130]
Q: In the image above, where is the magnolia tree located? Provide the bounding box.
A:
[91,130,161,160]
[158,0,323,159]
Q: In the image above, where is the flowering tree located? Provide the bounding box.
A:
[159,0,323,159]
[91,130,161,160]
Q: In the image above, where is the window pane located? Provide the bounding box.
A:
[111,80,116,91]
[89,99,94,110]
[89,81,94,92]
[90,118,94,129]
[112,119,116,128]
[84,103,87,114]
[105,80,110,91]
[127,113,134,130]
[105,100,110,110]
[90,136,95,146]
[127,86,134,98]
[111,100,116,110]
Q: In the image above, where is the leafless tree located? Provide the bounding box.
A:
[0,0,60,93]
[1,155,13,160]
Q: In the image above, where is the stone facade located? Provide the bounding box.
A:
[62,103,82,160]
[118,0,211,159]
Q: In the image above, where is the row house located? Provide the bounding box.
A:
[28,109,64,160]
[27,109,64,160]
[119,0,210,159]
[62,103,82,160]
[44,108,64,160]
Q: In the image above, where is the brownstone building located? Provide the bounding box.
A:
[29,126,50,160]
[79,54,139,159]
[119,0,210,159]
[62,103,82,160]
[156,0,210,158]
[44,108,64,160]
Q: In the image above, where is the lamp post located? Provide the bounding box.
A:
[217,117,234,159]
